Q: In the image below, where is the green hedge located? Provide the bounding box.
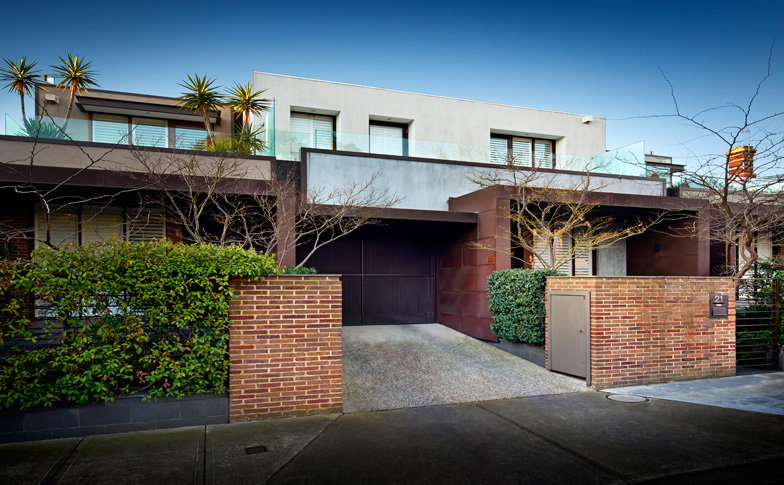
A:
[0,240,279,410]
[487,269,559,346]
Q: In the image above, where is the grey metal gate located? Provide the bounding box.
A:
[736,278,781,371]
[548,291,591,384]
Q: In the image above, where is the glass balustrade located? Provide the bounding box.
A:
[4,113,653,180]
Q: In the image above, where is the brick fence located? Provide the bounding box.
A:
[546,277,736,388]
[228,275,343,421]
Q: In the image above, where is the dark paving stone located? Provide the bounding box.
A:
[104,421,157,435]
[180,396,228,419]
[79,405,131,426]
[24,408,79,431]
[0,411,23,433]
[51,425,106,440]
[130,402,181,423]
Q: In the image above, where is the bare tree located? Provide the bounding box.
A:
[470,153,670,272]
[129,148,252,244]
[0,104,134,250]
[263,171,401,266]
[659,43,784,278]
[130,148,401,267]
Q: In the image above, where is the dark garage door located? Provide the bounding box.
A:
[300,223,436,325]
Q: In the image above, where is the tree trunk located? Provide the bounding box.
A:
[736,231,757,279]
[61,86,76,133]
[201,108,213,146]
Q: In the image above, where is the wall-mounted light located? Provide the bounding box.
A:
[582,116,593,124]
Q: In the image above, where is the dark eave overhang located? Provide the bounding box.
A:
[77,97,220,124]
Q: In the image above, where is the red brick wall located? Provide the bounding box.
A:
[546,277,735,388]
[228,275,343,421]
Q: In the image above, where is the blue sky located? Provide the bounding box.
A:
[2,0,782,166]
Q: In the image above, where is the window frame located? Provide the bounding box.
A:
[369,120,409,156]
[490,134,555,168]
[290,112,336,151]
[34,204,166,248]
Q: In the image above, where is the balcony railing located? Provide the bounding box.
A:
[263,130,650,178]
[5,114,652,178]
[3,114,205,150]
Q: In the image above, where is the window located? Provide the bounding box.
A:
[92,114,129,145]
[81,206,124,244]
[369,121,407,156]
[34,205,166,247]
[174,125,208,149]
[92,114,170,148]
[290,113,334,156]
[490,135,554,168]
[131,117,168,148]
[532,231,592,276]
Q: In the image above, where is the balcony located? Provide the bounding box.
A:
[262,129,651,179]
[1,115,273,188]
[4,114,653,180]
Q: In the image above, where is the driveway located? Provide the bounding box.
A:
[342,323,586,413]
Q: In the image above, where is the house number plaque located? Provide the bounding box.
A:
[709,294,729,319]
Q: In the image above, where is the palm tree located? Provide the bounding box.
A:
[226,81,270,130]
[51,54,99,130]
[0,57,44,119]
[177,74,223,146]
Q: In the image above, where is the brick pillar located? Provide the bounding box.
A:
[228,275,342,421]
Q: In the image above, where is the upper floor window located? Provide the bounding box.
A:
[90,114,169,148]
[92,114,129,145]
[174,124,209,149]
[290,112,334,152]
[490,135,554,168]
[131,117,167,147]
[369,121,408,156]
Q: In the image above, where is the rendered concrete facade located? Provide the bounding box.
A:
[306,151,666,212]
[253,72,607,159]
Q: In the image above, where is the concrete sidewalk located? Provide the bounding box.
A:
[3,391,784,484]
[605,372,784,416]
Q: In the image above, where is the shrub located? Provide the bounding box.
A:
[280,266,317,275]
[0,240,279,410]
[486,268,559,346]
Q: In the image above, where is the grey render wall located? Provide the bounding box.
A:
[306,152,666,212]
[596,240,627,276]
[253,72,607,159]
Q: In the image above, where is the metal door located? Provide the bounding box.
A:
[301,224,436,325]
[548,291,590,383]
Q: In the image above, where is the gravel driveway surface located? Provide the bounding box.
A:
[343,323,587,413]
